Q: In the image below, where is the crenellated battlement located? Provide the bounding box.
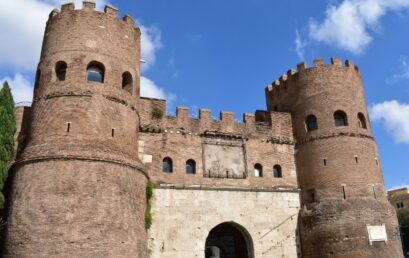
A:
[139,97,294,143]
[49,1,137,28]
[265,57,360,98]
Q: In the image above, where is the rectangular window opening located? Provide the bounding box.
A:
[375,158,379,166]
[111,128,115,137]
[66,122,71,133]
[323,158,327,166]
[354,156,359,163]
[307,189,316,203]
[372,185,377,199]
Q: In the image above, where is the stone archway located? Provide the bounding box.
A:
[205,222,254,258]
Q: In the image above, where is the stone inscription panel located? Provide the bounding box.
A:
[367,224,387,244]
[203,143,246,178]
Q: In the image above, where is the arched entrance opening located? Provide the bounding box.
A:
[205,222,254,258]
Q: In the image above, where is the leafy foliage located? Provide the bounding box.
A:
[151,107,164,119]
[145,180,154,230]
[0,81,16,208]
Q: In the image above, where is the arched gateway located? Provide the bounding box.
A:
[205,222,254,258]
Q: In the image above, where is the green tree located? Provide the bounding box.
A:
[0,81,16,208]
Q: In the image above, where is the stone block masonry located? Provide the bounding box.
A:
[148,185,300,258]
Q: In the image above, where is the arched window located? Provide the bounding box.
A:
[122,72,133,94]
[273,165,282,178]
[186,159,196,174]
[162,157,173,173]
[306,115,318,132]
[55,61,67,81]
[254,163,263,177]
[87,61,105,83]
[357,112,367,129]
[334,110,348,127]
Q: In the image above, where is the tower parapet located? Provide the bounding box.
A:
[4,2,147,257]
[266,58,402,257]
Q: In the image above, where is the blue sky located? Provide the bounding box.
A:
[0,0,408,189]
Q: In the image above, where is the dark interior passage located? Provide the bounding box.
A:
[205,222,250,258]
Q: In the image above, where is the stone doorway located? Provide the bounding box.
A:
[205,222,254,258]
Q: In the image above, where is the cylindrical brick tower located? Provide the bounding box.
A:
[4,2,147,257]
[266,58,402,257]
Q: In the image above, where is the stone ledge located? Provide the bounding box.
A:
[156,184,300,193]
[12,155,148,179]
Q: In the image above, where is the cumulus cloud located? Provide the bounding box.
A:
[386,56,409,84]
[140,76,176,102]
[1,74,34,103]
[309,0,409,54]
[0,0,173,101]
[294,29,306,60]
[0,0,109,71]
[370,100,409,143]
[140,25,162,71]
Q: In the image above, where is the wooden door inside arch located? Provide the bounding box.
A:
[205,222,254,258]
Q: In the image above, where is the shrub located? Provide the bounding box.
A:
[151,108,164,119]
[145,180,154,230]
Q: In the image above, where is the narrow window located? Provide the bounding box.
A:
[397,202,404,209]
[87,61,105,83]
[34,69,41,89]
[66,122,71,132]
[55,61,67,81]
[306,115,318,132]
[163,157,173,173]
[323,158,327,166]
[334,110,348,127]
[186,159,196,174]
[111,128,115,137]
[122,72,133,94]
[375,158,379,166]
[254,163,263,177]
[372,185,377,199]
[307,189,316,203]
[354,155,358,163]
[342,185,346,199]
[273,165,282,178]
[357,112,367,129]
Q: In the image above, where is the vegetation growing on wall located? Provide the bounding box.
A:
[145,180,154,230]
[0,81,16,208]
[151,107,164,119]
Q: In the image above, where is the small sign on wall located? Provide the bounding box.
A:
[367,224,387,245]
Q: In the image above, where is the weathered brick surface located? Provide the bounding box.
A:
[5,3,402,258]
[4,3,147,257]
[138,98,297,188]
[266,58,402,257]
[4,160,147,257]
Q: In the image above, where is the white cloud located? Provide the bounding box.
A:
[370,100,409,143]
[1,74,34,103]
[140,25,162,71]
[140,76,176,102]
[309,0,409,54]
[295,29,306,60]
[389,184,409,191]
[386,56,409,84]
[0,0,109,72]
[0,0,174,103]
